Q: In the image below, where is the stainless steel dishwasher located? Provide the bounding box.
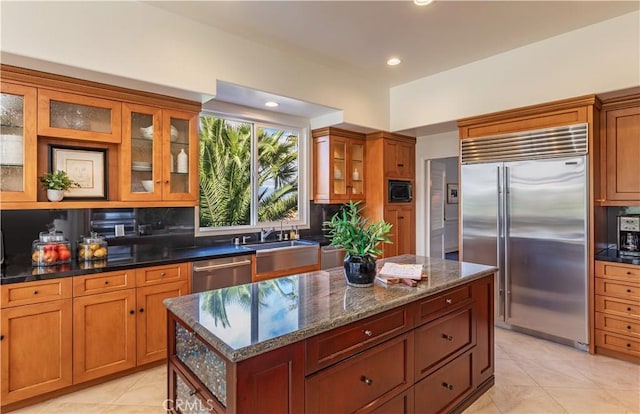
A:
[191,254,253,293]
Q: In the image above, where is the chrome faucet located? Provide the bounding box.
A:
[260,227,274,242]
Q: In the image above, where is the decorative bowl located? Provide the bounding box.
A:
[141,180,154,192]
[140,126,154,139]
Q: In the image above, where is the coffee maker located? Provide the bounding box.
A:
[618,215,640,256]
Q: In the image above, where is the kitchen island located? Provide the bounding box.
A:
[164,255,496,413]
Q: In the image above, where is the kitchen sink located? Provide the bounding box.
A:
[245,240,319,275]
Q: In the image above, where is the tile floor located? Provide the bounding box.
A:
[9,328,640,414]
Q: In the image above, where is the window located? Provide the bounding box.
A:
[197,113,307,234]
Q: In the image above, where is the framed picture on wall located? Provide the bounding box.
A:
[447,183,458,204]
[50,145,108,199]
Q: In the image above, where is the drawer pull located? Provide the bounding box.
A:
[189,389,198,396]
[442,382,454,391]
[628,307,633,312]
[442,334,454,341]
[627,343,632,348]
[627,289,632,293]
[363,329,373,337]
[160,272,166,277]
[129,310,135,315]
[445,298,452,304]
[33,290,38,295]
[360,375,373,386]
[104,280,109,285]
[627,272,633,275]
[628,326,632,330]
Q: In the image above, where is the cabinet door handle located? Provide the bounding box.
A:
[445,298,453,304]
[627,272,633,275]
[129,310,135,315]
[442,334,453,341]
[360,375,373,386]
[628,307,633,312]
[33,290,38,295]
[155,180,161,184]
[399,216,404,219]
[627,343,632,348]
[160,272,166,277]
[397,163,404,167]
[363,329,373,337]
[0,334,4,341]
[442,382,454,390]
[628,289,632,293]
[139,308,144,313]
[627,325,632,330]
[165,180,170,184]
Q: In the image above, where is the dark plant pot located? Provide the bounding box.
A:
[343,255,376,287]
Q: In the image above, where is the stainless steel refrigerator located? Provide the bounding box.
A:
[461,123,589,347]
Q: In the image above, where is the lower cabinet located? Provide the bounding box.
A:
[167,275,494,414]
[384,205,415,258]
[73,289,137,383]
[0,299,73,405]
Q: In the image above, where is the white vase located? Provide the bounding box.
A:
[177,149,188,173]
[47,189,64,202]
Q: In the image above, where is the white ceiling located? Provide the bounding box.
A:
[147,0,639,119]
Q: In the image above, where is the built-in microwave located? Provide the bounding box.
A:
[388,180,412,203]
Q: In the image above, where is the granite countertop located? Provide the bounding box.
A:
[0,244,254,285]
[595,248,640,265]
[164,254,497,363]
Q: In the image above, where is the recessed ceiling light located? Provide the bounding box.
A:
[387,57,401,66]
[414,0,433,5]
[265,101,279,108]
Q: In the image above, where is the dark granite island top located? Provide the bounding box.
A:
[164,254,497,414]
[164,254,496,362]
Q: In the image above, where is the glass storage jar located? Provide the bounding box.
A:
[77,232,108,261]
[31,229,72,266]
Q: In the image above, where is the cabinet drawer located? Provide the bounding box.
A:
[167,362,219,414]
[73,270,134,296]
[367,389,414,414]
[595,261,640,282]
[305,307,411,374]
[596,312,640,338]
[414,351,473,414]
[306,334,412,414]
[1,278,72,307]
[136,263,189,287]
[595,329,640,358]
[416,285,472,324]
[596,277,640,301]
[415,305,474,379]
[595,295,640,319]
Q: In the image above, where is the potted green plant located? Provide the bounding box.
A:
[323,201,392,287]
[39,170,79,202]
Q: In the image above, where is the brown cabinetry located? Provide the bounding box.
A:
[594,261,640,363]
[1,64,201,210]
[599,93,640,205]
[365,131,416,258]
[167,274,494,413]
[312,127,366,203]
[0,82,38,202]
[383,205,416,257]
[0,279,73,405]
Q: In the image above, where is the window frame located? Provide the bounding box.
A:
[195,111,309,237]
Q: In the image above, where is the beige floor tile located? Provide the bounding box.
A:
[111,372,167,406]
[488,385,567,413]
[544,387,629,414]
[495,359,537,386]
[605,388,640,414]
[27,402,105,413]
[464,392,502,414]
[7,401,52,414]
[100,404,166,414]
[51,373,143,405]
[580,358,640,391]
[514,358,598,388]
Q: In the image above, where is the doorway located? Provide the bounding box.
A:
[426,156,459,260]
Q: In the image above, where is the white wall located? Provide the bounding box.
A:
[415,130,459,256]
[390,10,640,131]
[0,1,389,130]
[443,157,459,253]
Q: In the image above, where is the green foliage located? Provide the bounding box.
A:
[323,201,392,258]
[198,116,299,228]
[39,170,79,191]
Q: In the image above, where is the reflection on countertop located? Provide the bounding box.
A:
[595,248,640,265]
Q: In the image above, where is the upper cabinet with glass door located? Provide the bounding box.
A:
[121,106,198,203]
[38,89,121,143]
[312,127,366,204]
[0,83,37,202]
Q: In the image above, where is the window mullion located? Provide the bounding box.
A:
[250,122,258,227]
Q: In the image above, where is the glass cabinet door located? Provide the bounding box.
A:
[331,139,347,197]
[163,109,198,201]
[121,103,162,201]
[0,83,37,202]
[38,89,121,143]
[350,141,365,198]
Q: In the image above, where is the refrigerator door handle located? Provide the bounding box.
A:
[496,166,505,319]
[504,165,511,319]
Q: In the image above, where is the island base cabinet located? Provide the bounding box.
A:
[0,300,72,405]
[305,333,413,413]
[73,289,137,383]
[414,351,473,413]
